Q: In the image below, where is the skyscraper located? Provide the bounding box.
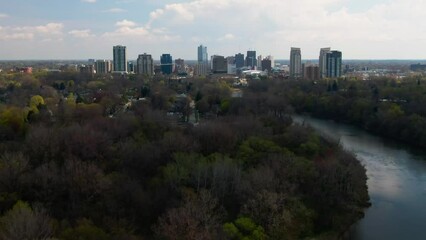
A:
[198,45,208,63]
[326,51,342,78]
[95,60,111,74]
[175,58,185,74]
[235,53,245,69]
[319,47,331,79]
[246,50,257,69]
[160,54,173,75]
[290,47,302,79]
[211,55,227,73]
[136,53,154,76]
[261,58,272,72]
[113,45,127,73]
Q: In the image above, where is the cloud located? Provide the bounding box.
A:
[0,22,64,41]
[115,19,137,28]
[103,8,127,13]
[81,0,96,3]
[0,13,8,18]
[102,19,180,43]
[69,29,95,38]
[218,33,235,41]
[141,0,426,58]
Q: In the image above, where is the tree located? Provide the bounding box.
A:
[155,190,224,240]
[223,217,267,240]
[0,201,54,240]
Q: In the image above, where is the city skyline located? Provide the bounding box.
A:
[1,0,426,60]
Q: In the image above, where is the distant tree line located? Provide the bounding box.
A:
[283,77,426,148]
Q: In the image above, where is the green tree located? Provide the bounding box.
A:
[0,201,55,240]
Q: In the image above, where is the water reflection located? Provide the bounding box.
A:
[293,116,426,240]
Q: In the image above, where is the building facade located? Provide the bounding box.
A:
[95,60,111,74]
[261,58,272,72]
[113,45,127,73]
[212,55,227,73]
[136,53,154,76]
[235,53,245,69]
[290,47,302,79]
[326,51,342,78]
[160,54,173,75]
[303,64,320,81]
[175,58,185,74]
[319,47,331,78]
[198,45,208,63]
[246,50,257,69]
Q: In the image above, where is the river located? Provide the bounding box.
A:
[293,115,426,240]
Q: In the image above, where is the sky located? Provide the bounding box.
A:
[0,0,426,60]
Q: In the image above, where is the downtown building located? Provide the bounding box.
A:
[303,64,320,81]
[235,53,245,69]
[95,60,112,74]
[136,53,154,76]
[326,51,342,78]
[196,44,209,76]
[113,45,127,73]
[246,50,257,69]
[290,47,302,79]
[319,48,331,78]
[211,55,227,74]
[160,54,173,75]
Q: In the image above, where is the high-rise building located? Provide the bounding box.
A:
[113,45,127,73]
[235,53,245,69]
[257,55,263,70]
[95,60,111,74]
[319,47,331,78]
[195,63,209,76]
[303,64,320,81]
[198,45,208,63]
[246,50,257,69]
[261,58,272,72]
[136,53,154,76]
[211,55,227,73]
[160,54,173,75]
[326,51,342,78]
[267,55,275,68]
[290,47,302,79]
[175,58,185,74]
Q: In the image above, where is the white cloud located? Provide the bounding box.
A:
[103,8,127,13]
[81,0,96,3]
[0,13,8,18]
[69,29,95,38]
[0,22,63,41]
[115,19,137,28]
[102,19,180,42]
[218,33,235,41]
[141,0,426,59]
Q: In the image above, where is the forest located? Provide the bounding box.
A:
[0,71,369,239]
[284,76,426,148]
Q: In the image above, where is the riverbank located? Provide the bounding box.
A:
[294,114,426,240]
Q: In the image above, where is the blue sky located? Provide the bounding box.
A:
[0,0,425,60]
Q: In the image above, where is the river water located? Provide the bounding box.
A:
[293,115,426,240]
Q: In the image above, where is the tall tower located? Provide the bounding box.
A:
[290,47,302,79]
[326,51,342,78]
[319,47,331,78]
[235,53,245,69]
[136,53,154,76]
[246,50,257,69]
[113,45,127,73]
[197,45,208,63]
[160,54,173,75]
